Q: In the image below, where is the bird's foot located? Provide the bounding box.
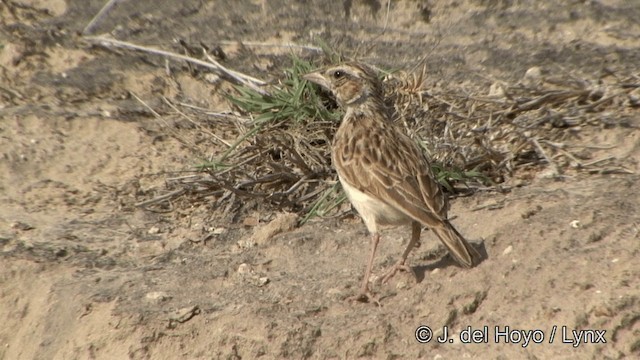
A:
[346,289,381,306]
[380,262,417,284]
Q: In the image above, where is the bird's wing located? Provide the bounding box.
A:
[334,122,448,228]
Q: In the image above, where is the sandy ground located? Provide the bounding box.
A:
[1,0,639,359]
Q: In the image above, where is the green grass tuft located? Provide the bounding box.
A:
[227,55,338,125]
[431,163,490,192]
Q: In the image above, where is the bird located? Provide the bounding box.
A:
[303,62,480,304]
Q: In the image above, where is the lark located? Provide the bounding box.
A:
[304,62,479,304]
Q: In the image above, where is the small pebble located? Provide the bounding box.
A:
[146,291,171,303]
[522,66,543,86]
[213,227,226,235]
[237,263,251,274]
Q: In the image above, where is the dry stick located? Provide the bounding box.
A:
[0,85,24,99]
[513,90,587,112]
[215,152,263,177]
[582,155,616,167]
[591,167,635,175]
[296,185,332,204]
[82,0,122,35]
[83,36,268,95]
[576,93,623,111]
[216,40,322,53]
[135,188,186,208]
[579,144,617,150]
[471,201,505,212]
[129,92,161,117]
[198,49,267,94]
[382,0,392,34]
[540,140,584,167]
[166,175,201,182]
[130,92,200,152]
[175,102,253,125]
[355,0,393,58]
[273,176,315,198]
[161,96,232,147]
[530,136,559,175]
[175,102,216,112]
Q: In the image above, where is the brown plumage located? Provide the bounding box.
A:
[304,62,479,304]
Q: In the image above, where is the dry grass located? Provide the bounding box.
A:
[386,65,638,179]
[136,54,638,223]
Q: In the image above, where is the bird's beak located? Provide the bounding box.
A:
[303,72,330,90]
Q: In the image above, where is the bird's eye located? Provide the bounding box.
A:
[333,70,344,79]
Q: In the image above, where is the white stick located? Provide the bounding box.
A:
[83,36,269,95]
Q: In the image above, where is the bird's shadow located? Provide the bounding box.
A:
[412,241,488,283]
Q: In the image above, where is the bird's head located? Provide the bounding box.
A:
[303,62,384,109]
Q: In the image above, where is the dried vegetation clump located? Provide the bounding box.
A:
[385,65,638,182]
[137,54,638,222]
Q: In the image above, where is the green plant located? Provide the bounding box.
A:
[300,182,347,224]
[431,163,489,192]
[227,55,339,125]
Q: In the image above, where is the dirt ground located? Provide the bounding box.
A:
[1,0,639,359]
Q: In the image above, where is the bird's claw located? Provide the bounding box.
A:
[380,262,417,284]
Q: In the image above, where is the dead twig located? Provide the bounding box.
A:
[82,0,123,35]
[83,36,268,95]
[216,40,322,53]
[162,97,232,148]
[135,188,186,208]
[129,92,201,153]
[471,201,506,211]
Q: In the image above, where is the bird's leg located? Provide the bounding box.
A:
[381,221,421,284]
[347,232,381,305]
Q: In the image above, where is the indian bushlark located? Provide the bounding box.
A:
[304,62,479,304]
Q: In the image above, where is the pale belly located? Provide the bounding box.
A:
[339,176,412,233]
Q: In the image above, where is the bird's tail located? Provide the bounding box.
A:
[431,221,479,268]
